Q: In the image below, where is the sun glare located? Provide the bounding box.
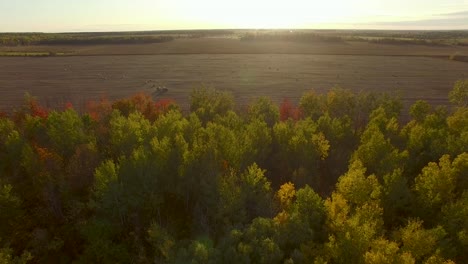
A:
[167,0,360,29]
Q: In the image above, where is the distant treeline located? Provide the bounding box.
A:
[0,30,238,46]
[240,32,344,43]
[0,33,175,46]
[238,29,468,46]
[366,38,447,46]
[344,30,468,40]
[2,29,468,46]
[344,30,468,46]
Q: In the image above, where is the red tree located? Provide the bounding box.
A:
[280,98,302,121]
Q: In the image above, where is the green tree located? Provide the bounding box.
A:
[449,79,468,107]
[446,107,468,155]
[0,247,32,264]
[147,222,175,262]
[336,160,381,207]
[45,109,93,159]
[276,185,326,260]
[324,193,384,264]
[352,107,407,177]
[323,161,384,263]
[273,118,330,189]
[413,154,468,222]
[108,110,153,157]
[381,169,412,228]
[440,191,468,262]
[410,100,432,123]
[171,238,220,264]
[248,97,279,127]
[299,91,324,120]
[395,220,449,263]
[78,219,131,264]
[0,119,24,179]
[364,238,415,264]
[190,88,234,124]
[216,164,273,231]
[0,183,24,245]
[240,118,272,169]
[317,114,356,190]
[402,105,449,177]
[237,218,283,264]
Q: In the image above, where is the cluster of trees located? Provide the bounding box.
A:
[0,33,174,46]
[346,30,468,40]
[0,80,467,263]
[237,30,468,46]
[342,30,468,46]
[240,32,344,43]
[367,38,446,46]
[0,30,236,47]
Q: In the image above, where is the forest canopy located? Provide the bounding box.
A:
[0,80,467,263]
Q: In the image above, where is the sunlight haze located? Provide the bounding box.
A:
[1,0,468,32]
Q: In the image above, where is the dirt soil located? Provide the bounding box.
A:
[1,50,467,112]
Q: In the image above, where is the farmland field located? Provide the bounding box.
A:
[1,38,468,111]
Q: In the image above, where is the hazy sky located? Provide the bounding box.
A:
[1,0,468,32]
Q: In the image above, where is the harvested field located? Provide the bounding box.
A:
[1,53,467,112]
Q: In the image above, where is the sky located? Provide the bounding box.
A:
[1,0,468,32]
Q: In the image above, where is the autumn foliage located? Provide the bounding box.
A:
[27,96,48,118]
[86,96,112,121]
[111,92,176,121]
[0,82,467,263]
[279,98,302,121]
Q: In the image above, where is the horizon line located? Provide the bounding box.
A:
[2,28,468,34]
